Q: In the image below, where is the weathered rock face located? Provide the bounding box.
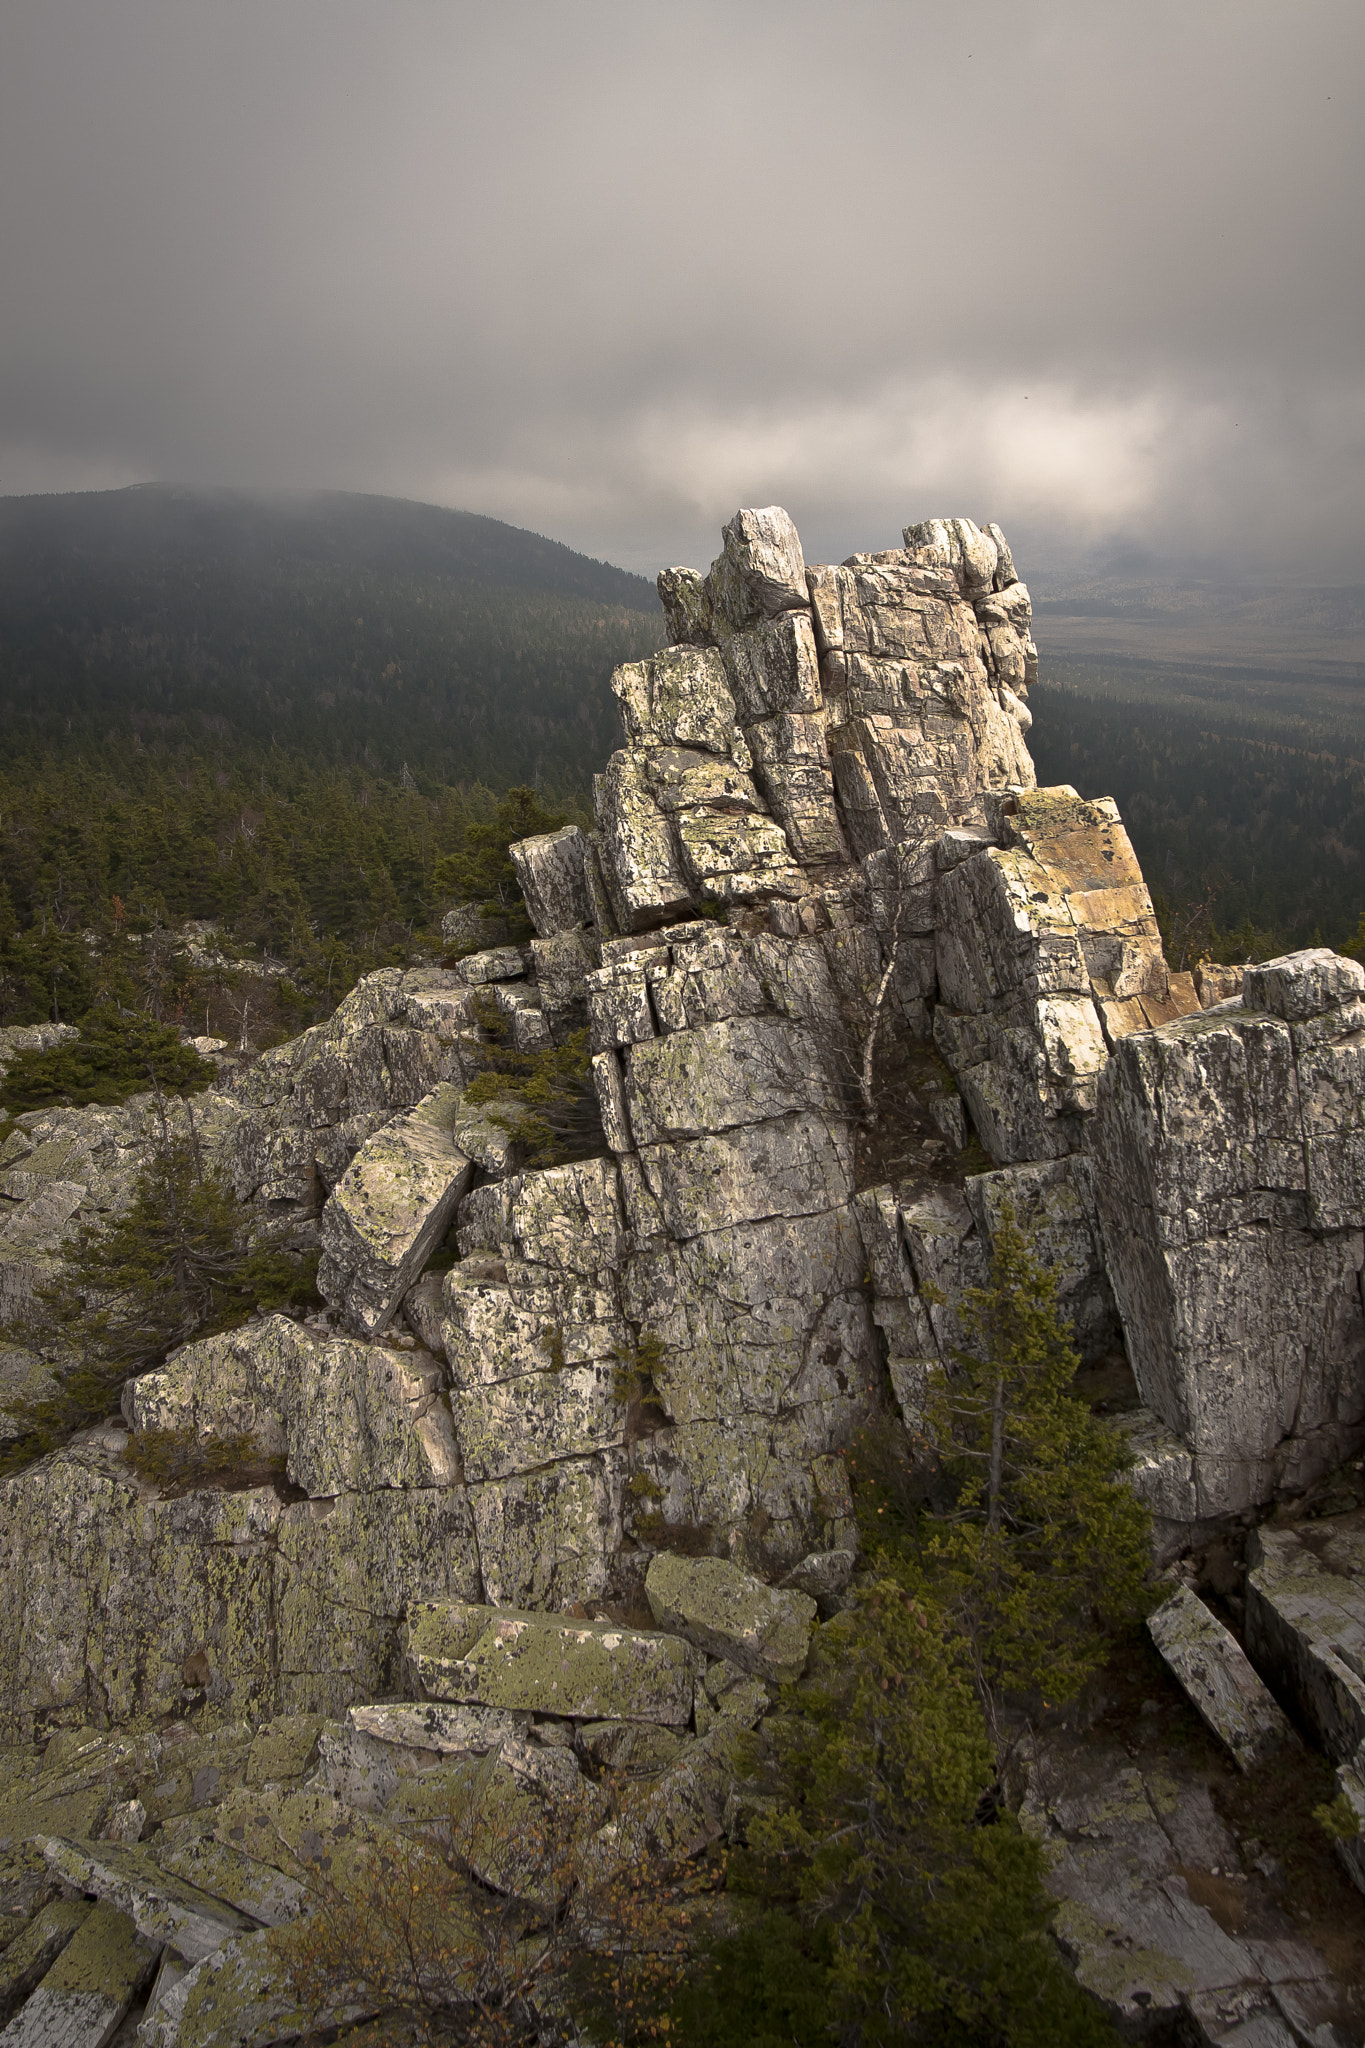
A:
[5,504,1365,2036]
[1089,950,1365,1517]
[934,788,1199,1162]
[125,1316,460,1495]
[0,1423,481,1742]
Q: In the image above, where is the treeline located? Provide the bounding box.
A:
[0,757,585,1035]
[0,487,658,1034]
[1030,658,1365,960]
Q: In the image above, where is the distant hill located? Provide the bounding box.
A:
[0,486,664,791]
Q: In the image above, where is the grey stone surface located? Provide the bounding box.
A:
[644,1554,816,1682]
[441,902,510,953]
[964,1155,1117,1361]
[1245,1515,1365,1766]
[1244,947,1365,1023]
[406,1602,699,1724]
[708,506,809,625]
[530,927,600,1042]
[317,1082,474,1336]
[1148,1583,1295,1772]
[346,1701,529,1755]
[509,825,594,938]
[0,1904,91,2029]
[1022,1727,1353,2042]
[1090,981,1365,1517]
[595,749,695,934]
[227,964,478,1205]
[38,1838,253,1966]
[0,1436,480,1741]
[126,1317,460,1496]
[0,1898,158,2048]
[931,788,1193,1163]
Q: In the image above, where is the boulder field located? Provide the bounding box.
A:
[2,508,1364,2042]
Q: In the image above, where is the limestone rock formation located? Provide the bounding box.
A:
[5,504,1365,2037]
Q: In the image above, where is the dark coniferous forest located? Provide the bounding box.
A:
[0,488,663,1032]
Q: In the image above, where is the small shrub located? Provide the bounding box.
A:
[432,785,569,948]
[464,993,604,1169]
[610,1330,668,1440]
[0,1007,216,1113]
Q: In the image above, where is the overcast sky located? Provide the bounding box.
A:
[1,0,1361,580]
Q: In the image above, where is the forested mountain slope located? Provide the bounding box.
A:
[0,485,663,788]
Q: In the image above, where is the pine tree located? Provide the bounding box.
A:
[666,1210,1146,2047]
[432,785,568,941]
[0,1135,318,1473]
[917,1201,1151,1732]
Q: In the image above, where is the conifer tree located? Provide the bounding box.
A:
[0,1134,318,1473]
[432,785,568,940]
[918,1202,1151,1734]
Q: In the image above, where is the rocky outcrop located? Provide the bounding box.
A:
[0,508,1357,1634]
[6,503,1358,1692]
[1090,949,1365,1518]
[7,504,1365,2036]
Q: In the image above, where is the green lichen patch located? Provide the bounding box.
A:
[410,1603,698,1726]
[245,1714,325,1791]
[0,1896,90,2016]
[645,1553,816,1684]
[38,1895,157,1998]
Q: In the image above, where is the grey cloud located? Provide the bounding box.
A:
[1,0,1361,576]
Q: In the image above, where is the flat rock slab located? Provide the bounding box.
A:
[406,1600,698,1724]
[153,1923,374,2048]
[347,1701,529,1755]
[38,1838,256,1967]
[0,1899,158,2048]
[1148,1583,1295,1772]
[0,1903,90,2023]
[645,1553,816,1683]
[154,1837,306,1931]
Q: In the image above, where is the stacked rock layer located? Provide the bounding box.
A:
[2,506,1364,1736]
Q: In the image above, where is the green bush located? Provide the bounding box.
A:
[0,1008,216,1113]
[122,1427,285,1495]
[463,991,603,1168]
[0,1139,320,1473]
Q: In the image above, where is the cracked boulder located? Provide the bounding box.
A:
[932,788,1195,1162]
[644,1553,816,1683]
[1089,959,1365,1516]
[125,1315,459,1495]
[318,1081,475,1335]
